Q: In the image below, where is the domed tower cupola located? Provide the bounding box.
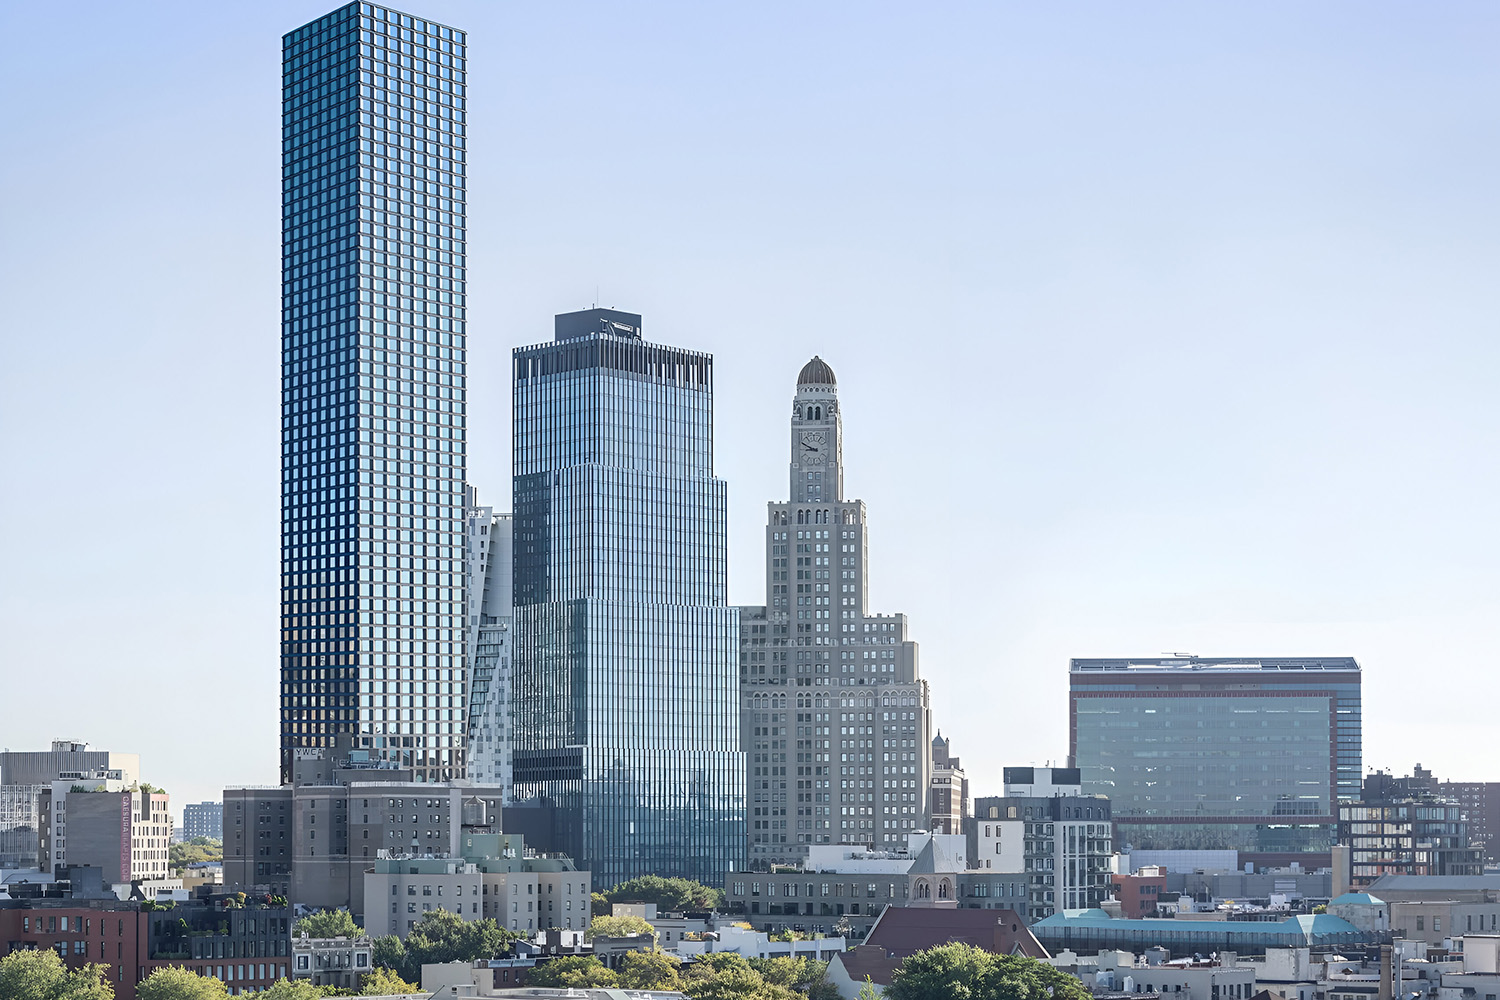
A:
[798,356,837,386]
[790,357,843,503]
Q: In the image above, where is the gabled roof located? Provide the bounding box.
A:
[864,905,1048,959]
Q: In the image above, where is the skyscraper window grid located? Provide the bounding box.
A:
[509,311,746,887]
[280,2,468,782]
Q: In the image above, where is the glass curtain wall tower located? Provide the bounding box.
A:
[280,3,469,783]
[510,308,745,886]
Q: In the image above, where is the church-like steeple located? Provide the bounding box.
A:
[790,356,844,503]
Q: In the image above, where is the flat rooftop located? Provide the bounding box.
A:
[1071,657,1360,673]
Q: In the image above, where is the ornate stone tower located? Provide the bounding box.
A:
[738,357,934,872]
[789,356,844,504]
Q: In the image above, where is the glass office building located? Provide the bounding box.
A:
[280,3,468,782]
[510,309,745,886]
[1069,658,1362,859]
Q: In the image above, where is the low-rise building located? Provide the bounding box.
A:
[824,906,1044,999]
[1112,867,1170,918]
[0,888,291,1000]
[725,832,967,939]
[1048,949,1258,1000]
[363,834,592,939]
[465,833,591,935]
[1030,909,1375,957]
[611,902,846,962]
[967,766,1114,921]
[364,854,483,939]
[292,932,374,990]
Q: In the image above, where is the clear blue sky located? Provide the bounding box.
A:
[2,1,1497,819]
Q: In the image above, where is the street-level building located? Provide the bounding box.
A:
[967,767,1114,922]
[223,744,502,919]
[292,933,373,990]
[740,357,932,867]
[725,832,989,940]
[464,833,591,936]
[365,833,591,938]
[364,854,482,939]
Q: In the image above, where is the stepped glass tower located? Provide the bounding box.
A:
[509,308,746,886]
[739,358,933,866]
[280,3,469,782]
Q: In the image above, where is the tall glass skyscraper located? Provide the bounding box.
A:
[510,309,745,886]
[280,3,469,783]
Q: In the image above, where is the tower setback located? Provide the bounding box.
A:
[740,358,933,866]
[509,309,746,886]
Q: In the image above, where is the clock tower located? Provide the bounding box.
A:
[790,356,842,503]
[737,355,936,867]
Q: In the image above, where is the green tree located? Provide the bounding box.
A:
[404,909,514,970]
[168,838,223,872]
[604,875,726,912]
[360,968,418,995]
[858,976,880,1000]
[0,949,115,1000]
[584,914,657,940]
[885,944,1089,1000]
[136,966,231,1000]
[294,909,362,939]
[591,891,612,917]
[683,966,795,1000]
[618,950,682,991]
[261,981,325,1000]
[749,956,827,992]
[526,956,619,989]
[370,935,407,978]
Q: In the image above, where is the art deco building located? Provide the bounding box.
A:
[509,308,745,886]
[740,357,933,866]
[279,3,470,781]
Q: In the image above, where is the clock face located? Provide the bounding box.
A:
[801,432,826,449]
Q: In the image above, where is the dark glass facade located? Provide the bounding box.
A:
[510,309,745,887]
[1069,658,1362,856]
[1338,799,1482,887]
[280,3,469,782]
